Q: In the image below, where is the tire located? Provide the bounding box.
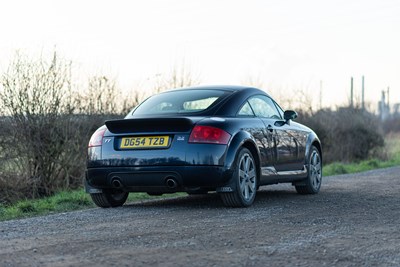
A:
[295,146,322,194]
[220,147,257,207]
[90,190,129,208]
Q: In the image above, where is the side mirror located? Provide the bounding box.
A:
[284,110,298,121]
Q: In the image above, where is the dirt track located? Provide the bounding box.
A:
[1,167,399,267]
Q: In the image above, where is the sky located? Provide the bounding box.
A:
[0,0,399,109]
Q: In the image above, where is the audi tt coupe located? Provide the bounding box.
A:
[85,86,322,207]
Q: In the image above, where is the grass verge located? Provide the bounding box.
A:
[323,133,400,176]
[0,190,186,222]
[323,158,400,176]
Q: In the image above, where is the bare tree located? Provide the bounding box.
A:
[0,51,113,200]
[120,89,145,115]
[86,76,118,115]
[0,51,75,197]
[241,74,266,89]
[153,61,201,93]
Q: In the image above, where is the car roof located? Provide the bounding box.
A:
[161,85,261,93]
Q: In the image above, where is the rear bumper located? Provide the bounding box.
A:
[86,165,234,193]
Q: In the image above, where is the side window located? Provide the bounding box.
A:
[248,96,282,119]
[237,102,255,116]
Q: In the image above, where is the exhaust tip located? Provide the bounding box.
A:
[165,177,178,189]
[111,177,123,188]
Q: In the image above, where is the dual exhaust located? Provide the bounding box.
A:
[110,176,179,189]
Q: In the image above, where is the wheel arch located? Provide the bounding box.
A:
[225,130,261,183]
[304,132,322,165]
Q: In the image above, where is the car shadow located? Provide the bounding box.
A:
[123,186,302,209]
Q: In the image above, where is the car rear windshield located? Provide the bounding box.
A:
[129,89,228,116]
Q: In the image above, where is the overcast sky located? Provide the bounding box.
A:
[0,0,399,108]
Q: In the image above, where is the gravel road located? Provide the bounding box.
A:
[1,167,399,267]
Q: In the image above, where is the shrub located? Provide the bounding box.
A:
[0,52,122,203]
[382,117,400,134]
[297,107,385,163]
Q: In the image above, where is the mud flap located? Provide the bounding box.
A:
[292,164,310,186]
[216,173,236,193]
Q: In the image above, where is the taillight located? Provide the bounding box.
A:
[189,125,231,144]
[88,127,106,147]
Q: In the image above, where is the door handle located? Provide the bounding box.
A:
[267,125,274,132]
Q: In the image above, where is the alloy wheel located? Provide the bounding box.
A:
[309,150,322,190]
[238,152,256,201]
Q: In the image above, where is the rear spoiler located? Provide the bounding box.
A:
[105,117,194,134]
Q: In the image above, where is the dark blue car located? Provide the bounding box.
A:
[85,86,322,207]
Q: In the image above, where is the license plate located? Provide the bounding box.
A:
[120,136,170,149]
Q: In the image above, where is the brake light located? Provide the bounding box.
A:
[88,127,106,147]
[189,125,231,144]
